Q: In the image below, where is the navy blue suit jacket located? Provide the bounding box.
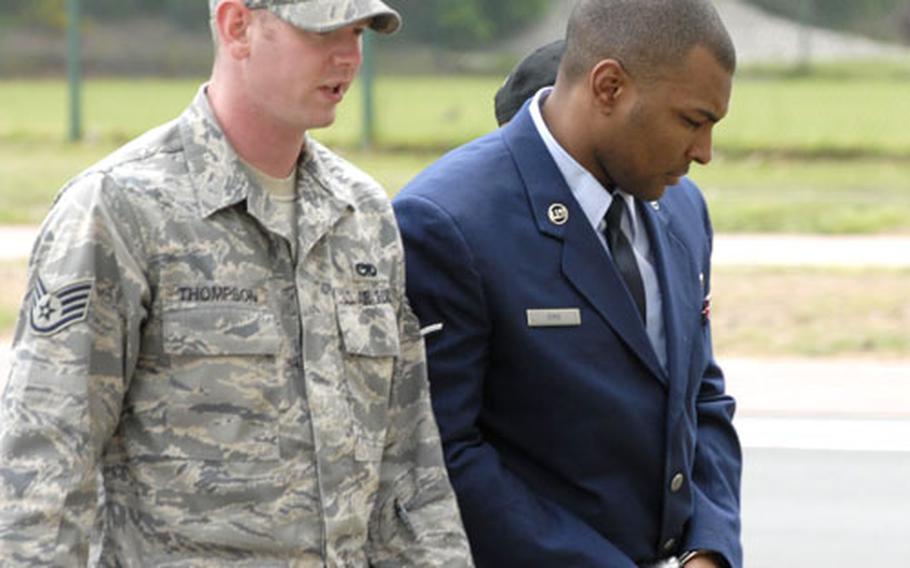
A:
[393,105,742,567]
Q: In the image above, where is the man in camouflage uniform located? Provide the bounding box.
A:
[0,1,472,566]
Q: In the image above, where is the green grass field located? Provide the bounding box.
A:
[2,70,909,233]
[4,141,909,233]
[720,76,910,158]
[693,157,910,233]
[2,72,909,154]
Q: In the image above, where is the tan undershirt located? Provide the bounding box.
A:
[241,159,298,258]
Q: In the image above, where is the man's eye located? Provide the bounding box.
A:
[682,116,701,129]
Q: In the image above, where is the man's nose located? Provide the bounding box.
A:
[333,32,363,69]
[688,128,713,166]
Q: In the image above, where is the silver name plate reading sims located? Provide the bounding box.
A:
[526,308,582,327]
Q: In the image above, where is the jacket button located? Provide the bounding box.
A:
[670,473,685,493]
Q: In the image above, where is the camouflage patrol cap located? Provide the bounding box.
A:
[211,0,401,34]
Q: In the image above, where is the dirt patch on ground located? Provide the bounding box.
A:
[712,266,910,357]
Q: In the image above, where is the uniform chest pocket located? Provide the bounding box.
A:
[334,291,400,461]
[163,304,281,356]
[132,304,283,462]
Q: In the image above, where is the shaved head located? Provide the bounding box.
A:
[561,0,735,83]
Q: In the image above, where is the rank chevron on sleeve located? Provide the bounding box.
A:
[30,276,95,336]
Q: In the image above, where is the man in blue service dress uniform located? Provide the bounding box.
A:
[393,0,742,566]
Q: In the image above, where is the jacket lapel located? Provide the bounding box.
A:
[502,107,667,383]
[639,200,698,393]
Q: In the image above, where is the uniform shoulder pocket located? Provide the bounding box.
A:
[334,288,400,358]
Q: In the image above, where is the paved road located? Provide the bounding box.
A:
[713,234,910,269]
[725,357,910,419]
[743,447,910,567]
[0,226,38,261]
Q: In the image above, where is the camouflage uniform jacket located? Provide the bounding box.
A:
[0,88,472,567]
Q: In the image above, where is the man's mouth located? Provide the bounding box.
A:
[320,82,349,102]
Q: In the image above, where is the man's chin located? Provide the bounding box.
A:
[304,114,337,132]
[632,183,670,203]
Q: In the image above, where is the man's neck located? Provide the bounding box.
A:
[542,86,614,190]
[206,80,305,179]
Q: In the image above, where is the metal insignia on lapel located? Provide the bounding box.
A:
[650,201,661,211]
[548,203,569,226]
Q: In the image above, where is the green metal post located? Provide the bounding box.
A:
[67,0,83,142]
[797,0,814,69]
[361,31,375,149]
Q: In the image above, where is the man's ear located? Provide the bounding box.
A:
[215,0,255,59]
[589,59,628,114]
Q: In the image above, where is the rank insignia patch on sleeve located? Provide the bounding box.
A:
[30,277,94,336]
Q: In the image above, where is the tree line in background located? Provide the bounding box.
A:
[385,0,551,47]
[5,0,908,46]
[749,0,910,42]
[0,0,551,48]
[2,0,207,31]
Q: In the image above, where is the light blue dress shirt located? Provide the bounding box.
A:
[529,87,667,370]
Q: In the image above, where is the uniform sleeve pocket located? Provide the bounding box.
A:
[162,305,281,356]
[336,303,400,358]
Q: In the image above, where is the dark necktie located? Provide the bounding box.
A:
[605,195,647,323]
